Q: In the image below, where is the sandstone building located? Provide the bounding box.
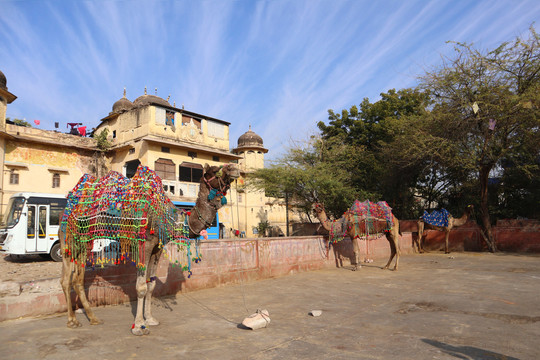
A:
[0,70,298,238]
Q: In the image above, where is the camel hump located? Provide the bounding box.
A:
[62,165,188,268]
[349,200,393,224]
[421,209,450,227]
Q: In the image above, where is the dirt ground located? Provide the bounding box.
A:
[1,252,539,360]
[0,253,62,283]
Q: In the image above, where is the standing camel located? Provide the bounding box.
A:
[314,201,401,271]
[416,205,474,254]
[60,163,239,336]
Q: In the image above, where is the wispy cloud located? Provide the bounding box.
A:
[1,0,538,157]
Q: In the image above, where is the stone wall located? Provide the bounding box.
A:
[0,234,415,321]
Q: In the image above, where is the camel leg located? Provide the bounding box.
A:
[60,229,82,328]
[132,268,151,336]
[417,221,425,253]
[351,237,361,271]
[445,230,450,254]
[143,247,162,326]
[332,243,342,268]
[383,228,401,270]
[61,259,81,328]
[72,262,101,325]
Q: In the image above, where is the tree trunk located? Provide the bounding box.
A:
[479,166,497,252]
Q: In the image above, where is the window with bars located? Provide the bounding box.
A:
[154,158,176,180]
[52,173,60,188]
[9,172,19,185]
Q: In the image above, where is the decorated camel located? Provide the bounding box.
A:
[314,200,401,271]
[59,163,239,336]
[416,205,474,254]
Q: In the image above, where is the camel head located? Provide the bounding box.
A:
[313,203,325,217]
[202,163,240,194]
[188,163,240,238]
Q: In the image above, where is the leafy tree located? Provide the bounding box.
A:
[247,137,361,220]
[414,26,540,251]
[317,88,431,218]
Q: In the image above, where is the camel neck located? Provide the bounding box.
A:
[316,210,333,231]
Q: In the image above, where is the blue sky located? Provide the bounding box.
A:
[1,0,539,159]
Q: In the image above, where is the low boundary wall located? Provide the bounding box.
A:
[0,234,415,322]
[3,219,538,323]
[400,219,540,252]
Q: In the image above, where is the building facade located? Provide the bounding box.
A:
[0,71,302,237]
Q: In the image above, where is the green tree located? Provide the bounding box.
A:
[6,117,32,127]
[414,27,540,251]
[93,128,112,151]
[247,137,361,220]
[317,88,431,217]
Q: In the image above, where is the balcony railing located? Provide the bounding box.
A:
[162,180,200,199]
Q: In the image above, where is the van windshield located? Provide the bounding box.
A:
[3,197,25,229]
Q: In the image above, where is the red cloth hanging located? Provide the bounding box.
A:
[77,126,87,137]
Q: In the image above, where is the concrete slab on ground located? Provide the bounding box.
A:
[0,253,538,360]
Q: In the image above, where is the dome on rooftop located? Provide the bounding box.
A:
[112,89,133,113]
[234,126,268,153]
[133,94,170,108]
[238,127,264,147]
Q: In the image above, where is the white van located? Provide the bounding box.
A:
[0,192,67,262]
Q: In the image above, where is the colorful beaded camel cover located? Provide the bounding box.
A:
[61,165,196,271]
[347,200,394,240]
[421,209,450,227]
[328,217,349,244]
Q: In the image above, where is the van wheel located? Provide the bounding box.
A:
[50,243,63,262]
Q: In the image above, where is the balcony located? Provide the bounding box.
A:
[162,180,200,200]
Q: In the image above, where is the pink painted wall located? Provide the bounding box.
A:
[400,219,540,253]
[0,234,415,321]
[2,220,538,322]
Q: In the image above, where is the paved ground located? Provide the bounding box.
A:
[1,252,539,360]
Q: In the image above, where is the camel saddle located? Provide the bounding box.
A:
[348,200,393,237]
[62,165,192,269]
[421,209,450,227]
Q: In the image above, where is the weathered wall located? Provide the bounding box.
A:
[3,220,538,322]
[0,234,415,321]
[400,219,540,253]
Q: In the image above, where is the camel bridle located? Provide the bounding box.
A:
[191,165,233,235]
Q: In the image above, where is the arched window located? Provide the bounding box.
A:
[154,158,176,180]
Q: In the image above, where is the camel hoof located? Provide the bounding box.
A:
[145,317,160,326]
[89,318,102,325]
[132,325,150,336]
[67,319,82,328]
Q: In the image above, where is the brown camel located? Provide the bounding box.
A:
[314,202,401,271]
[59,163,239,336]
[416,205,474,254]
